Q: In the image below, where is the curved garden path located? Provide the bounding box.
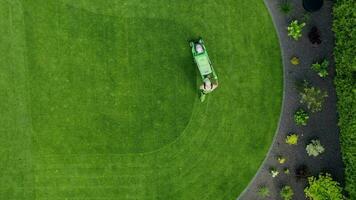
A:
[238,0,344,199]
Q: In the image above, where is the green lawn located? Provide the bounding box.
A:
[0,0,282,199]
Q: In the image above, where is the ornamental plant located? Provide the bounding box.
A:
[296,164,309,179]
[299,82,328,113]
[288,20,306,40]
[308,26,322,45]
[270,168,279,178]
[304,173,345,200]
[285,133,298,145]
[306,139,325,157]
[311,59,329,77]
[258,186,270,198]
[294,109,309,126]
[280,185,294,200]
[279,0,293,15]
[278,156,286,164]
[290,56,300,65]
[284,168,290,175]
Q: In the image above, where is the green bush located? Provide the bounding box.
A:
[304,173,345,200]
[294,109,309,126]
[287,20,306,40]
[299,83,328,113]
[279,0,293,15]
[333,0,356,198]
[285,133,298,145]
[306,140,325,157]
[284,168,290,175]
[311,59,329,78]
[290,56,300,65]
[280,186,294,200]
[277,156,286,164]
[258,186,270,198]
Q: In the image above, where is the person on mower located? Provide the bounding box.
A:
[200,77,218,94]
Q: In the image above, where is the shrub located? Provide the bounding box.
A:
[279,0,293,15]
[311,59,329,78]
[333,0,356,197]
[270,168,279,178]
[290,56,300,65]
[286,133,299,145]
[258,186,270,198]
[294,109,309,126]
[302,13,311,24]
[308,26,322,45]
[280,186,294,200]
[284,168,290,175]
[306,140,325,157]
[304,173,345,200]
[299,82,328,113]
[296,164,309,179]
[287,20,306,40]
[278,156,286,164]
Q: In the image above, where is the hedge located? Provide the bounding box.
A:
[332,0,356,198]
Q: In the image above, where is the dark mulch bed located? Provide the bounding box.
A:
[238,0,345,199]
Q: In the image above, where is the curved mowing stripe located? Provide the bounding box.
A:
[0,0,282,199]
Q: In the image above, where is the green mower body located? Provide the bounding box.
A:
[190,38,218,81]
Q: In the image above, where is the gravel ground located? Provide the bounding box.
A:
[238,0,345,199]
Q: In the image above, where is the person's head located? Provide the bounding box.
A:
[195,44,204,53]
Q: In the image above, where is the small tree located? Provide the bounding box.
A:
[299,82,328,113]
[306,139,325,157]
[311,59,329,78]
[286,133,299,145]
[288,20,306,40]
[280,186,294,200]
[304,173,345,200]
[294,109,309,126]
[258,186,270,198]
[279,0,293,15]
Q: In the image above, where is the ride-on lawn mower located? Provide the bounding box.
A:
[190,38,218,102]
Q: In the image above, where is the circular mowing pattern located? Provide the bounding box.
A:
[26,7,196,154]
[4,0,283,199]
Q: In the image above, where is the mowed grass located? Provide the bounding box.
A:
[0,0,283,199]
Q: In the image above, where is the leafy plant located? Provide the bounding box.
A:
[294,109,309,126]
[304,173,345,200]
[284,168,290,175]
[285,133,298,145]
[296,164,309,179]
[258,186,270,198]
[270,168,279,178]
[308,26,322,45]
[306,139,325,157]
[279,0,293,15]
[278,156,286,164]
[280,186,294,200]
[290,56,300,65]
[333,0,356,198]
[302,13,311,24]
[299,82,328,113]
[287,20,306,40]
[311,59,329,77]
